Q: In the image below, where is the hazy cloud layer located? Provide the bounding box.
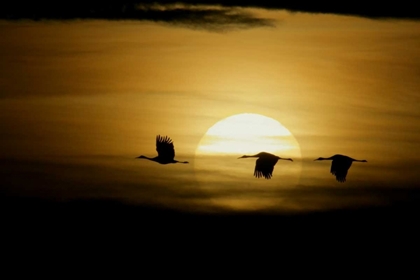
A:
[1,156,419,214]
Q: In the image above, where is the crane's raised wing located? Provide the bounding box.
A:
[331,159,352,183]
[254,157,276,179]
[156,135,175,160]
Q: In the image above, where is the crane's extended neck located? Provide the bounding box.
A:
[314,157,332,161]
[278,157,293,162]
[137,155,154,160]
[238,155,254,159]
[314,156,367,162]
[238,152,269,158]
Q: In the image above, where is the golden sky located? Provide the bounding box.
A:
[0,9,419,213]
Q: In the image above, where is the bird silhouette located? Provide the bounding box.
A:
[136,135,189,164]
[238,152,293,179]
[314,154,367,182]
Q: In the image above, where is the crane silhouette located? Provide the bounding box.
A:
[136,135,189,164]
[238,152,293,179]
[314,154,367,182]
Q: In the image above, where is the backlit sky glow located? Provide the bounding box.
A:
[0,6,419,213]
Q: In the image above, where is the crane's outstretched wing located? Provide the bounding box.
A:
[331,159,352,182]
[254,157,275,179]
[156,135,175,160]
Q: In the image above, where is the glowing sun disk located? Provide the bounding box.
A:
[196,113,299,156]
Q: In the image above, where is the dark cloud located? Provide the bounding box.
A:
[135,5,275,31]
[199,0,420,19]
[1,2,275,31]
[1,1,419,32]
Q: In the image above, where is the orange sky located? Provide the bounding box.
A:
[0,10,419,213]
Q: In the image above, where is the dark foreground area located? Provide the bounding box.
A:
[2,195,417,269]
[1,195,419,267]
[2,195,419,243]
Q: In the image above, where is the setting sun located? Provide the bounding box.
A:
[196,113,299,156]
